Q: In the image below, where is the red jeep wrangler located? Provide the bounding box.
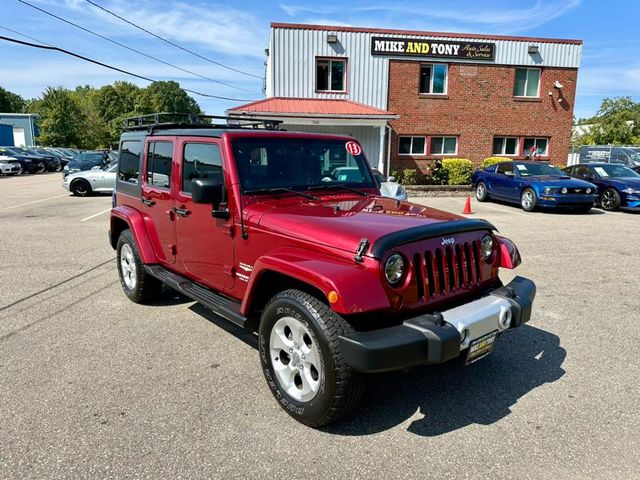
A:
[109,113,535,427]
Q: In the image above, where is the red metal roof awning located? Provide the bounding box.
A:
[228,97,398,120]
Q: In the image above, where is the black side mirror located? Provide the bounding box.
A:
[192,178,223,205]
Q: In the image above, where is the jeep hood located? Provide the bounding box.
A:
[247,196,492,256]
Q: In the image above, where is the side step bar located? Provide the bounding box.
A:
[144,265,248,328]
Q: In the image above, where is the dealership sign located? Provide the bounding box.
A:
[371,37,495,60]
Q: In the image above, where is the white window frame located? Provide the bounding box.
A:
[398,136,426,156]
[429,136,458,156]
[523,137,549,156]
[316,58,347,93]
[493,136,519,156]
[514,68,541,98]
[419,63,448,95]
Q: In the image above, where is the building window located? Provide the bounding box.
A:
[514,68,540,97]
[419,64,448,94]
[146,141,173,189]
[523,137,549,157]
[398,136,426,155]
[316,58,346,92]
[430,136,458,155]
[493,137,518,156]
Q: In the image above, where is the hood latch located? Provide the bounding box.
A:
[354,238,370,263]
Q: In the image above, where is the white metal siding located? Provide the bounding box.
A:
[270,27,581,109]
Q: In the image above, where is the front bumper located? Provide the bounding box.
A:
[538,194,596,208]
[339,276,536,373]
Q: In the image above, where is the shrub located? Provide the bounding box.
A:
[402,168,421,185]
[481,156,512,169]
[441,158,473,185]
[390,169,403,183]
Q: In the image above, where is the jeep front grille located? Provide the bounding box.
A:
[412,240,482,300]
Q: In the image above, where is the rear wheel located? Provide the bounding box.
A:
[70,179,92,197]
[475,181,489,202]
[116,229,161,303]
[259,289,365,427]
[600,188,620,211]
[520,188,537,212]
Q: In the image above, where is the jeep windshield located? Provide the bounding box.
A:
[231,137,376,193]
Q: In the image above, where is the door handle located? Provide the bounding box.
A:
[173,206,191,217]
[142,198,156,207]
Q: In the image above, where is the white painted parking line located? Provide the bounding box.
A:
[0,194,69,212]
[80,208,111,222]
[475,203,530,217]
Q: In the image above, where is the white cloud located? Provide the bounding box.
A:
[279,0,581,33]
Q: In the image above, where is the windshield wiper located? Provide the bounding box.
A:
[308,183,368,196]
[244,187,316,200]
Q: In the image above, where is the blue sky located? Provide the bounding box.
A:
[0,0,637,119]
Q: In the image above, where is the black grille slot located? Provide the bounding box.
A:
[413,253,424,300]
[425,251,435,297]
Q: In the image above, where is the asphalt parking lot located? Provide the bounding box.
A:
[1,173,639,479]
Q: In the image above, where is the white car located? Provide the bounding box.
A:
[371,169,408,201]
[63,163,117,196]
[0,155,22,175]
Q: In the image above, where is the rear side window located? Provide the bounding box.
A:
[182,143,222,193]
[496,163,514,175]
[118,141,142,183]
[146,141,173,189]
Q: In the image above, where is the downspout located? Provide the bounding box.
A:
[386,124,392,177]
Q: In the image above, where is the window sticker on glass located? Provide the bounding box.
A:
[594,167,609,177]
[516,164,528,171]
[345,141,362,156]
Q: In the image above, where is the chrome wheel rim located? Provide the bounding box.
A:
[120,243,137,290]
[476,183,486,200]
[522,191,534,209]
[270,316,322,402]
[602,190,616,210]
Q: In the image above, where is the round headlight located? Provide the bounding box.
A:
[561,187,568,194]
[480,235,494,262]
[384,253,406,286]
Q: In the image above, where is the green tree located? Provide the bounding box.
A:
[589,96,640,145]
[0,86,26,113]
[35,87,86,147]
[138,81,201,114]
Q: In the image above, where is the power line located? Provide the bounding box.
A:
[0,34,253,102]
[84,0,263,80]
[16,0,257,94]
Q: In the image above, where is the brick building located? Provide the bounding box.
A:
[229,23,582,174]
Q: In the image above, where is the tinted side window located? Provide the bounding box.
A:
[496,163,514,175]
[119,140,142,183]
[182,143,222,193]
[146,141,173,189]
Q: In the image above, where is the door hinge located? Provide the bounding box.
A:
[223,265,234,277]
[170,244,177,255]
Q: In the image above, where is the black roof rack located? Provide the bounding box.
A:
[122,112,283,133]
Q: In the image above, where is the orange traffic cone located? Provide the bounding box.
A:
[463,196,473,214]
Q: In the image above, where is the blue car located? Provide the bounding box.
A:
[563,163,640,211]
[472,161,597,212]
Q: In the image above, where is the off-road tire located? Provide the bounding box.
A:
[116,229,161,303]
[71,179,92,197]
[521,188,537,212]
[259,289,366,427]
[475,181,489,202]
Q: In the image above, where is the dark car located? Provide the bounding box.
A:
[32,147,69,168]
[472,161,597,212]
[63,151,111,178]
[632,165,640,175]
[563,163,640,211]
[9,147,61,172]
[0,147,46,174]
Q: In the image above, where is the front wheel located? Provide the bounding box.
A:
[600,188,620,211]
[521,188,537,212]
[116,229,162,303]
[259,289,365,427]
[475,181,489,202]
[36,161,46,174]
[70,179,92,197]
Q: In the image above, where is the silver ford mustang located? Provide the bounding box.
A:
[63,163,117,196]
